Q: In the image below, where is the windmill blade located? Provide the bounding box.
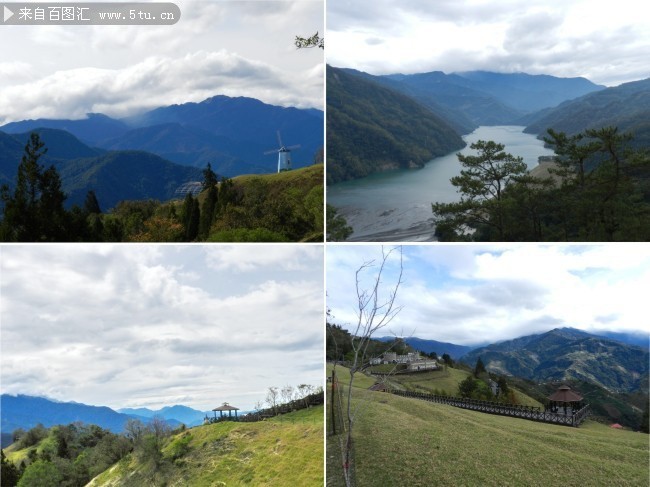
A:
[276,130,283,148]
[286,145,301,151]
[264,149,279,155]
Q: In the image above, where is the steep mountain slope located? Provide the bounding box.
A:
[327,65,465,184]
[524,78,650,146]
[0,395,179,434]
[0,131,25,186]
[56,151,201,210]
[461,328,649,392]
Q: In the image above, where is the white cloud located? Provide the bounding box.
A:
[0,245,324,410]
[327,0,649,85]
[327,245,650,346]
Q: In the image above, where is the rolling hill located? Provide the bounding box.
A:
[460,328,649,393]
[524,77,650,147]
[326,65,465,184]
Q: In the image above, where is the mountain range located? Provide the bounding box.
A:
[1,95,324,176]
[523,77,650,147]
[460,328,649,393]
[326,67,610,184]
[0,394,184,440]
[0,95,323,210]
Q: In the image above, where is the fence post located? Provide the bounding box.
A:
[331,369,337,435]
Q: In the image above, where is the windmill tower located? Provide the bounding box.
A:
[264,131,300,173]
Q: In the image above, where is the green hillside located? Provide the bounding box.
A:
[524,78,650,147]
[328,367,648,486]
[203,163,323,242]
[326,65,465,184]
[90,406,324,487]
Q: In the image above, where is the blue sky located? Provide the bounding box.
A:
[327,244,650,346]
[0,244,324,411]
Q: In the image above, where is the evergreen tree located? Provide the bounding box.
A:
[202,162,219,190]
[83,190,102,215]
[474,357,486,377]
[1,450,20,487]
[0,133,68,241]
[432,140,527,240]
[199,186,218,240]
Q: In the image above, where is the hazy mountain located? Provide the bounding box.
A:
[460,328,649,393]
[454,71,605,113]
[0,95,324,177]
[524,78,650,147]
[327,65,465,184]
[118,405,209,427]
[0,394,179,434]
[0,113,128,145]
[377,336,476,360]
[380,70,604,126]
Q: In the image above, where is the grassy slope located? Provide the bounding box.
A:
[328,365,648,486]
[360,365,542,407]
[89,406,323,487]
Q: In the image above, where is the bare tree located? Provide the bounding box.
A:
[281,385,295,407]
[341,246,404,487]
[266,386,279,415]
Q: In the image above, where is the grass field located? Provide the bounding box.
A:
[327,365,649,486]
[90,405,324,486]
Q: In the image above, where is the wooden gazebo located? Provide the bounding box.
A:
[212,402,240,421]
[547,385,583,415]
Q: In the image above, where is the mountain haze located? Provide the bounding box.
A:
[0,395,180,434]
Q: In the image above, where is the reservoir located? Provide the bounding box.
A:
[327,126,555,241]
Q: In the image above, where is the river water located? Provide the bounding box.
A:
[327,126,555,241]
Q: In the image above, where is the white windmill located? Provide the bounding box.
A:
[264,131,300,173]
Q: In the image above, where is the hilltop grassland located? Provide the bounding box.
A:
[89,405,324,487]
[366,365,543,407]
[327,365,649,486]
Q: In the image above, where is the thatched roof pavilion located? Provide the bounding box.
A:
[212,402,240,421]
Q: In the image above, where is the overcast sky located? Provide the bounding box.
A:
[327,0,649,86]
[327,245,650,347]
[0,244,324,411]
[0,0,323,125]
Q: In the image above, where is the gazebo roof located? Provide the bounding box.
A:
[548,385,583,403]
[212,402,239,412]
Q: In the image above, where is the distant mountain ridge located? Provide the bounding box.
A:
[377,336,476,360]
[378,69,605,127]
[0,95,324,178]
[0,394,182,435]
[118,405,210,427]
[460,328,649,393]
